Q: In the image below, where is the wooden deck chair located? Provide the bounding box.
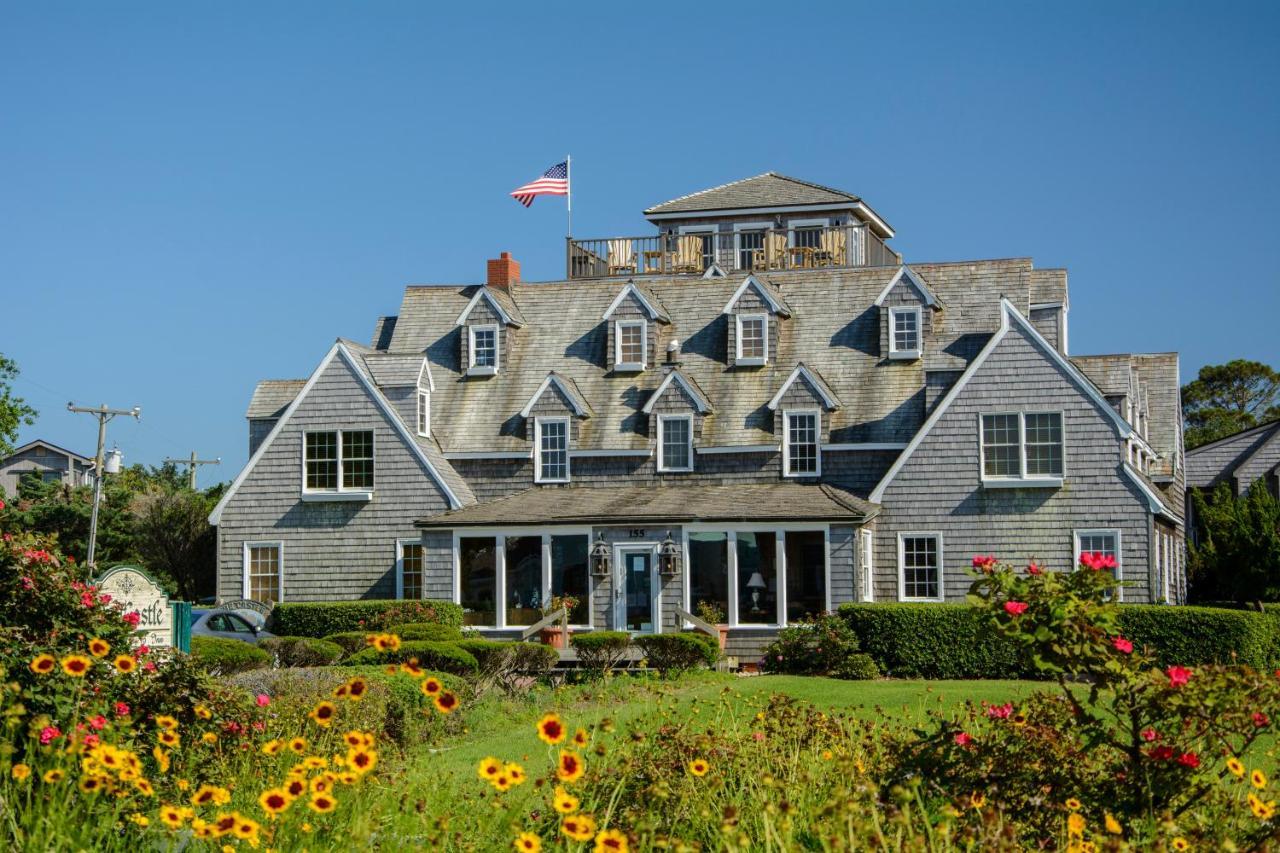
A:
[607,239,636,275]
[674,234,705,273]
[819,228,847,267]
[765,232,789,269]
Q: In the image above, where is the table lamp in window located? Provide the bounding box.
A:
[747,572,767,613]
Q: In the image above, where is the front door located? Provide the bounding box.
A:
[615,548,657,633]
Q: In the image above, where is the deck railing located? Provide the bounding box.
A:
[567,224,899,279]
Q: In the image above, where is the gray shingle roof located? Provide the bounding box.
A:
[1187,421,1280,490]
[1030,269,1067,304]
[645,172,861,215]
[361,353,426,387]
[1073,352,1182,478]
[417,481,876,527]
[385,259,1037,453]
[245,380,306,419]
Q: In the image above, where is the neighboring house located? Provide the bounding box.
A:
[1185,420,1280,543]
[211,172,1187,656]
[0,439,95,496]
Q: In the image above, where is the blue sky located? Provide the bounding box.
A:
[2,2,1278,479]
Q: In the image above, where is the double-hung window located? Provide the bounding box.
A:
[535,418,569,483]
[243,542,282,603]
[736,314,768,365]
[783,411,820,477]
[1075,529,1121,598]
[304,430,374,494]
[658,415,693,472]
[980,412,1064,485]
[469,324,499,373]
[416,390,430,437]
[899,534,942,601]
[614,321,646,370]
[397,540,423,599]
[888,306,922,359]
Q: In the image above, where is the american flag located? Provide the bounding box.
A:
[510,161,569,207]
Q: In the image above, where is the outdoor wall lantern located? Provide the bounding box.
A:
[590,534,611,577]
[659,531,680,577]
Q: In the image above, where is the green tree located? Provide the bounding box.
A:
[0,353,38,458]
[1182,359,1280,449]
[130,485,219,601]
[1188,481,1280,603]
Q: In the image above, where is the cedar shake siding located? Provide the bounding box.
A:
[214,351,456,601]
[212,173,1186,639]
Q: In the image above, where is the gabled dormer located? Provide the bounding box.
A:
[767,364,841,479]
[360,353,434,440]
[873,266,940,362]
[454,286,524,377]
[520,372,592,485]
[721,274,791,368]
[641,369,713,474]
[601,281,669,373]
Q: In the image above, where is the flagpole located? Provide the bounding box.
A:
[565,154,572,238]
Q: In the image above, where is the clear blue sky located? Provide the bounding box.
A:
[3,2,1278,479]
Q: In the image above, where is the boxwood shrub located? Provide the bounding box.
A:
[256,636,344,668]
[388,622,465,643]
[635,633,719,676]
[343,640,478,675]
[840,602,1280,678]
[268,600,464,638]
[321,632,374,659]
[570,631,632,672]
[190,637,271,676]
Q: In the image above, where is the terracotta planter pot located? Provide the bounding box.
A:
[540,627,570,649]
[716,625,730,650]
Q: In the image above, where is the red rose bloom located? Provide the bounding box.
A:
[1003,601,1028,616]
[1112,636,1133,654]
[1166,666,1191,688]
[1178,752,1200,769]
[953,732,973,747]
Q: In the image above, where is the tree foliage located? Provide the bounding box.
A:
[1188,481,1280,603]
[0,353,37,458]
[1182,359,1280,449]
[130,485,220,601]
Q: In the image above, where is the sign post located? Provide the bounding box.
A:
[94,566,188,652]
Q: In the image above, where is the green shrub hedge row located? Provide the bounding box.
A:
[257,636,344,668]
[634,633,719,676]
[190,637,272,675]
[268,600,464,638]
[343,640,479,675]
[838,603,1280,678]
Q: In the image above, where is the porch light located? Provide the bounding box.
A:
[659,531,680,576]
[590,534,611,577]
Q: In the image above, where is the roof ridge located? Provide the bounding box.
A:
[644,172,778,212]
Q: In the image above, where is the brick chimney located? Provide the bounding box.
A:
[486,252,520,290]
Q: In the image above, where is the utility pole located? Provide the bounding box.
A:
[162,451,221,490]
[67,402,141,569]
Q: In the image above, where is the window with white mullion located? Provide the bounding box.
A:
[469,325,499,370]
[981,413,1063,482]
[614,321,646,369]
[658,415,693,472]
[304,429,374,492]
[899,534,942,601]
[889,307,921,356]
[783,411,820,477]
[416,390,430,437]
[535,418,569,483]
[736,314,768,364]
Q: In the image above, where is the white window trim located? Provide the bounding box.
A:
[613,320,647,371]
[782,409,821,478]
[1074,528,1123,602]
[534,417,571,484]
[897,532,944,603]
[978,411,1065,489]
[735,313,769,366]
[301,429,375,501]
[887,305,922,361]
[467,323,500,376]
[396,538,424,600]
[861,529,874,602]
[787,217,828,246]
[677,224,717,271]
[416,389,430,438]
[242,541,284,602]
[451,527,595,630]
[613,542,662,633]
[731,221,771,270]
[656,414,694,473]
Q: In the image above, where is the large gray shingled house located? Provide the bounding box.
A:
[210,173,1186,656]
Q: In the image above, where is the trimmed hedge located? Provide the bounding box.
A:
[570,631,632,672]
[344,640,478,675]
[269,600,464,638]
[190,637,271,676]
[389,622,465,643]
[321,632,374,659]
[635,633,719,676]
[839,603,1280,679]
[257,636,344,668]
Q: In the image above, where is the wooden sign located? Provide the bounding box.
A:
[94,566,175,649]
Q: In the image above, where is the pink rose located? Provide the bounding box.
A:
[137,644,150,656]
[142,661,156,672]
[1141,728,1159,742]
[971,555,998,572]
[83,733,100,748]
[1166,666,1191,688]
[122,611,141,628]
[1150,745,1175,761]
[89,715,106,730]
[1178,752,1200,769]
[1026,562,1043,576]
[953,732,973,747]
[1003,601,1028,616]
[114,702,130,717]
[39,726,61,745]
[255,694,270,707]
[1253,712,1270,728]
[1112,636,1133,654]
[986,702,1013,720]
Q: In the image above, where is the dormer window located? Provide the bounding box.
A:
[783,411,820,477]
[736,314,768,365]
[469,324,499,375]
[535,417,570,484]
[614,320,647,371]
[416,389,430,437]
[889,307,921,359]
[657,414,693,473]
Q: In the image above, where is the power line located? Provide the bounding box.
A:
[67,402,141,569]
[162,451,222,490]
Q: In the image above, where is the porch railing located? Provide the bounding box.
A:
[567,224,899,279]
